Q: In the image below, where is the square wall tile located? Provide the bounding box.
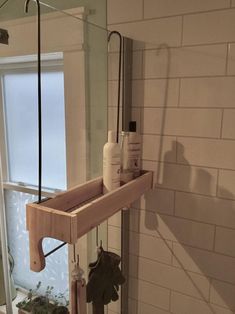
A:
[107,0,142,24]
[129,278,170,310]
[144,0,230,19]
[143,160,218,196]
[132,79,179,108]
[215,227,235,257]
[129,232,172,264]
[210,280,235,310]
[144,45,227,78]
[137,302,170,314]
[180,77,235,108]
[142,135,176,162]
[183,9,235,45]
[136,188,175,215]
[171,291,234,314]
[109,16,182,49]
[228,43,235,75]
[218,170,235,200]
[142,108,222,138]
[177,137,235,170]
[175,192,235,229]
[108,225,121,250]
[222,110,235,139]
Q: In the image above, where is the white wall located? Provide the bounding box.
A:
[107,1,235,313]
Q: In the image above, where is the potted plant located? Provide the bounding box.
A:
[16,282,69,314]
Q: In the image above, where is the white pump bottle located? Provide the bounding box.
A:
[103,131,121,193]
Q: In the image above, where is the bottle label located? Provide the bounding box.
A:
[103,155,121,191]
[128,143,141,174]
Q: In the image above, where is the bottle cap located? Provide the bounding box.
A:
[108,130,117,143]
[129,121,136,132]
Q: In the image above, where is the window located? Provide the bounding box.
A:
[3,66,66,190]
[0,55,69,296]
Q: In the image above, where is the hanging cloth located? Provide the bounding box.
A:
[86,247,125,309]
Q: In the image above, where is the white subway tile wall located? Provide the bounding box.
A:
[107,1,235,313]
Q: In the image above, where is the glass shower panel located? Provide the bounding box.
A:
[0,1,108,313]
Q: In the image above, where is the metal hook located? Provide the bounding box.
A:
[108,31,123,143]
[25,0,42,204]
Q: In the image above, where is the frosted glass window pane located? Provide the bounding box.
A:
[3,71,66,190]
[5,190,69,297]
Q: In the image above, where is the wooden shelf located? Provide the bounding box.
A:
[26,171,153,272]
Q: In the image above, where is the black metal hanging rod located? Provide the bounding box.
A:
[108,31,123,143]
[25,0,42,204]
[44,242,67,258]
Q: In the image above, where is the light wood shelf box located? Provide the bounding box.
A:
[26,171,153,272]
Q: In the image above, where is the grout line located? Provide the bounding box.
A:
[220,109,225,139]
[175,137,178,163]
[141,49,144,80]
[216,169,220,198]
[213,226,217,251]
[169,289,172,312]
[143,158,235,173]
[109,41,233,54]
[109,73,235,81]
[109,73,235,82]
[170,241,174,265]
[180,15,184,47]
[225,42,230,75]
[173,190,176,216]
[177,78,182,107]
[142,0,144,20]
[208,277,212,304]
[108,6,232,26]
[133,105,235,110]
[141,132,234,141]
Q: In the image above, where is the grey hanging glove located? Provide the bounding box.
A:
[86,248,125,305]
